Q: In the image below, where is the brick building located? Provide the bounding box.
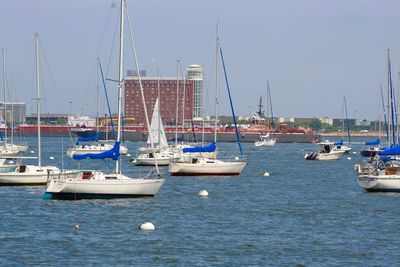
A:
[124,64,203,125]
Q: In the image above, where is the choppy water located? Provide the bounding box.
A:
[1,137,400,266]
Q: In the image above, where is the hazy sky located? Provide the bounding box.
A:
[1,0,400,120]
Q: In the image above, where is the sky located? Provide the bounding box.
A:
[1,0,400,120]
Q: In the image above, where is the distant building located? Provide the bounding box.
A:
[332,118,356,128]
[26,113,68,125]
[68,115,96,127]
[124,64,204,124]
[0,102,26,125]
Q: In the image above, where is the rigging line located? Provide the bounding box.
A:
[38,39,66,115]
[267,80,275,129]
[343,95,351,143]
[105,12,120,81]
[125,1,160,174]
[380,85,389,142]
[219,47,243,156]
[99,60,116,140]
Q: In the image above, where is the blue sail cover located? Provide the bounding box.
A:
[76,132,100,145]
[0,131,3,142]
[73,141,120,160]
[378,145,400,156]
[365,138,380,146]
[334,139,344,146]
[183,142,217,153]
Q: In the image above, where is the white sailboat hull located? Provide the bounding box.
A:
[45,171,165,199]
[169,158,246,176]
[255,139,276,147]
[357,174,400,192]
[132,154,170,166]
[0,165,60,185]
[4,143,29,153]
[67,143,128,157]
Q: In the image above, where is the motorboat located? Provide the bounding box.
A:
[305,140,345,160]
[255,133,276,147]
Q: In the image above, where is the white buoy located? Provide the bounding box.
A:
[127,153,131,157]
[234,157,239,160]
[139,222,155,231]
[75,224,80,230]
[49,156,54,160]
[9,160,14,164]
[30,150,35,154]
[263,171,270,177]
[347,157,352,160]
[352,151,357,155]
[198,190,209,197]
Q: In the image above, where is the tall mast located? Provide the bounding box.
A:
[157,65,160,147]
[214,23,220,143]
[175,60,180,145]
[116,0,125,174]
[124,0,159,173]
[2,48,7,144]
[35,33,41,167]
[96,58,100,132]
[181,69,186,140]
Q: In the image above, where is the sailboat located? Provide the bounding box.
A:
[169,23,246,176]
[360,88,386,157]
[332,96,352,154]
[44,0,164,199]
[255,80,276,147]
[1,48,28,155]
[131,98,171,166]
[0,33,60,185]
[355,49,400,192]
[67,60,128,158]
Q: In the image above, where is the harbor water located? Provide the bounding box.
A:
[1,137,400,266]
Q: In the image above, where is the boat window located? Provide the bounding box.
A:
[82,172,92,180]
[191,158,198,164]
[324,145,331,153]
[19,165,26,173]
[105,176,117,180]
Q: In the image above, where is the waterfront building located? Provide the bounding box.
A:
[124,64,203,125]
[0,102,26,125]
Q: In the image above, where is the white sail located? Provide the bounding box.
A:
[147,98,168,149]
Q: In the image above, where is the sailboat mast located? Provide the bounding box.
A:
[157,66,161,147]
[124,0,159,173]
[175,60,180,145]
[267,80,274,129]
[2,49,7,144]
[214,23,220,143]
[96,58,100,132]
[35,33,41,167]
[344,95,351,143]
[116,0,125,174]
[181,68,186,138]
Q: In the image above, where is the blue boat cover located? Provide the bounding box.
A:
[334,139,344,146]
[183,142,217,153]
[378,144,400,156]
[76,132,100,145]
[365,138,380,146]
[73,141,120,160]
[0,131,3,142]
